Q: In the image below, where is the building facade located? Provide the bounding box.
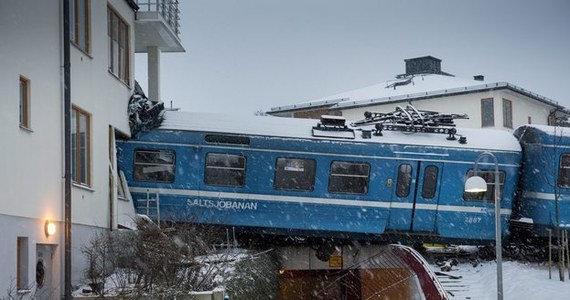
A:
[268,56,569,130]
[0,0,183,298]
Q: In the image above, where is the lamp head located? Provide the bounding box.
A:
[45,221,56,237]
[465,176,488,193]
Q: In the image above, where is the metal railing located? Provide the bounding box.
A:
[136,0,181,37]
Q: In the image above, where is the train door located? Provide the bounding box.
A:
[388,162,419,231]
[411,162,442,233]
[389,162,441,234]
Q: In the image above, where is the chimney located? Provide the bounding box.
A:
[404,56,442,75]
[473,75,485,81]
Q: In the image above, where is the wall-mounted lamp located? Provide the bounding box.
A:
[45,221,56,237]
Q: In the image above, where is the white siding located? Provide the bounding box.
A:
[71,0,133,229]
[0,0,136,295]
[341,90,556,130]
[0,0,64,294]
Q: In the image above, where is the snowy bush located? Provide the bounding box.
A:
[77,217,280,298]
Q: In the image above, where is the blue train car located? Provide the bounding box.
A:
[512,125,570,238]
[117,111,522,244]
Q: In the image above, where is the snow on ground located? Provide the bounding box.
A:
[433,260,570,300]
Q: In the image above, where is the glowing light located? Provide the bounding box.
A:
[45,221,56,237]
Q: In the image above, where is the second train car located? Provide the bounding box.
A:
[117,111,523,244]
[511,125,570,239]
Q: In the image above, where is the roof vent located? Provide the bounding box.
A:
[319,115,347,127]
[473,75,485,81]
[312,115,355,139]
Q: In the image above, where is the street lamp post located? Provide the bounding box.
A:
[464,151,503,300]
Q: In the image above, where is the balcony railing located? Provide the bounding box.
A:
[136,0,180,37]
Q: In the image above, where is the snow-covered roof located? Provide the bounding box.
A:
[160,111,521,152]
[269,74,561,113]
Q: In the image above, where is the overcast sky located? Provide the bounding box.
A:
[135,0,570,116]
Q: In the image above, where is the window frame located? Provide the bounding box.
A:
[107,5,130,85]
[328,161,370,195]
[71,106,91,186]
[396,164,413,197]
[133,149,176,183]
[558,153,570,188]
[273,157,317,192]
[19,75,31,129]
[463,169,506,202]
[70,0,91,54]
[204,153,247,187]
[421,165,439,199]
[481,98,495,127]
[503,98,513,129]
[17,237,29,290]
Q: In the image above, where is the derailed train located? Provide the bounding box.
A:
[116,109,570,244]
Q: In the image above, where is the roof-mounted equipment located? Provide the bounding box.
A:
[351,105,469,143]
[312,115,355,139]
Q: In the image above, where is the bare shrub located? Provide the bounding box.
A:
[80,216,281,298]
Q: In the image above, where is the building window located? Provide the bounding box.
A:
[463,169,505,201]
[19,76,30,129]
[70,0,90,53]
[72,106,91,186]
[481,98,494,127]
[558,154,570,188]
[274,158,316,191]
[528,116,532,124]
[396,164,413,197]
[117,171,129,199]
[328,161,370,195]
[503,99,513,128]
[134,150,176,182]
[17,237,29,290]
[108,7,130,83]
[421,165,439,199]
[205,153,246,187]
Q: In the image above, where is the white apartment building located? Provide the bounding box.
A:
[269,56,569,129]
[0,0,183,298]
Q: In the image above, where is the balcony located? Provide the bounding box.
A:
[135,0,185,53]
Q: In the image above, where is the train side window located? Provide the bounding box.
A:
[205,153,246,187]
[558,154,570,188]
[328,161,370,194]
[274,158,316,191]
[463,169,505,201]
[133,150,175,182]
[421,165,439,199]
[396,164,412,197]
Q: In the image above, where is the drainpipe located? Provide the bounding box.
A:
[63,0,72,299]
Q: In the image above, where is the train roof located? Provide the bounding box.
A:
[514,124,570,144]
[158,111,521,152]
